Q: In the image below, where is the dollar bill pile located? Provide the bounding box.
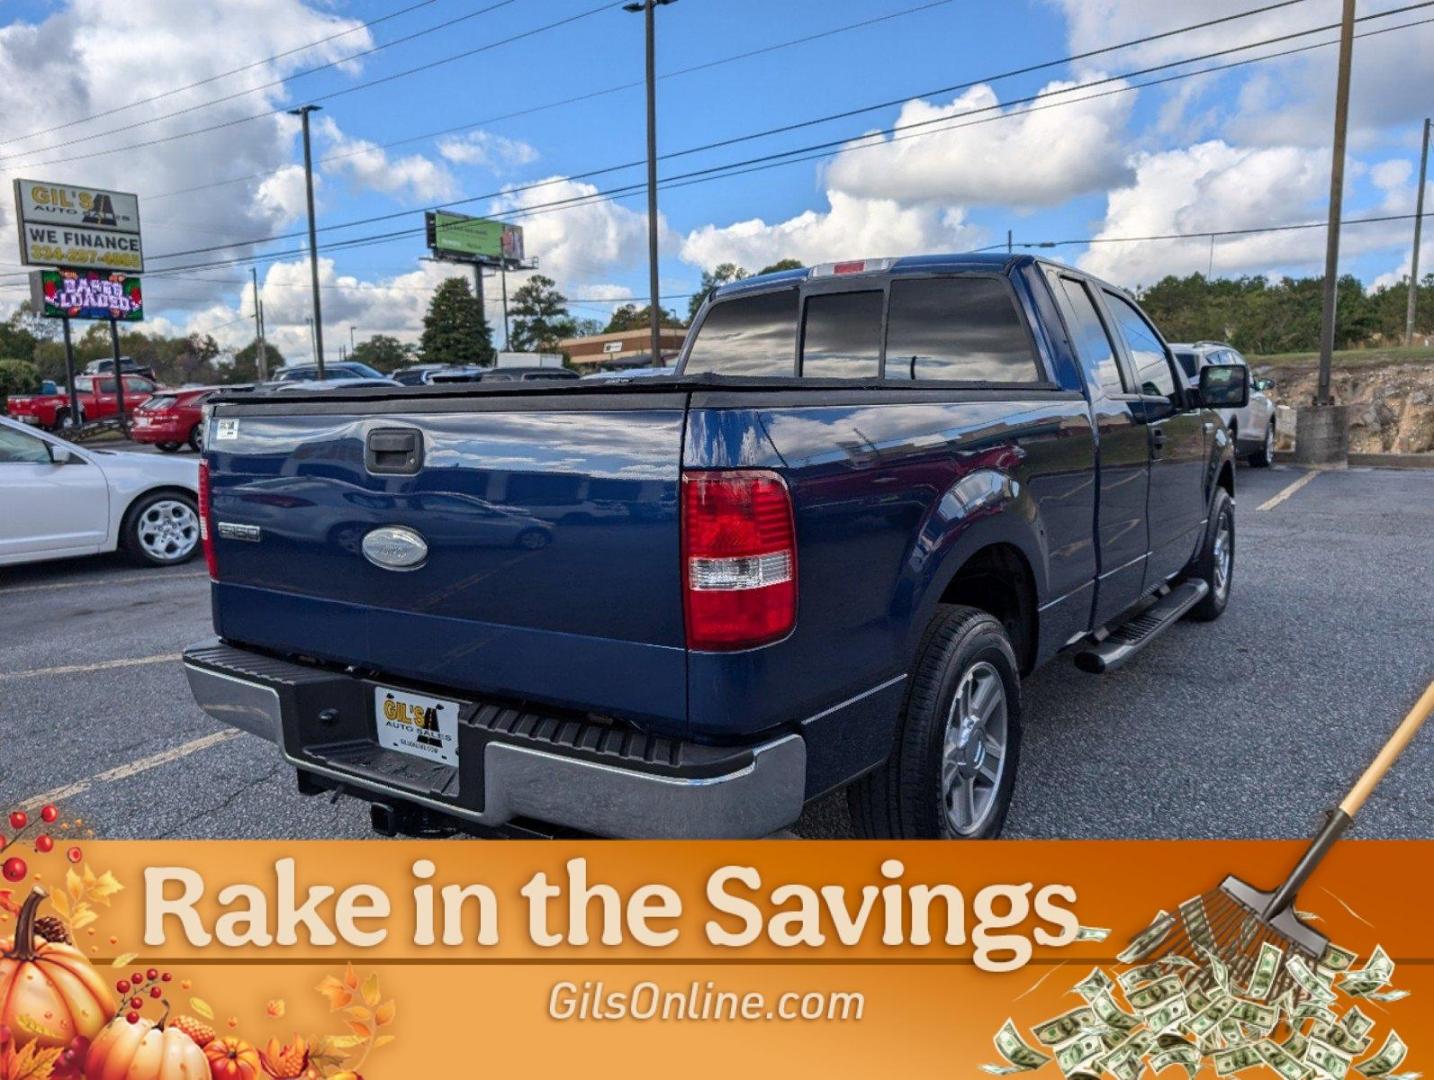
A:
[983,907,1416,1080]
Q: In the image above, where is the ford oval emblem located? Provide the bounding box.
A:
[362,526,428,571]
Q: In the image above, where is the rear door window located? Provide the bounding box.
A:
[684,289,797,376]
[801,290,883,378]
[1051,275,1127,397]
[884,277,1040,382]
[1103,293,1175,398]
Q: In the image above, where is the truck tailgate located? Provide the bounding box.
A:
[206,393,687,728]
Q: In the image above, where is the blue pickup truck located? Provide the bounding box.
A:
[183,254,1246,840]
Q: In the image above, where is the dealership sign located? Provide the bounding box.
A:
[30,268,143,321]
[13,178,144,272]
[425,210,523,266]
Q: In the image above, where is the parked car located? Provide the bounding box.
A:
[272,362,385,383]
[131,386,221,452]
[84,357,156,379]
[391,364,452,386]
[270,377,401,391]
[6,373,164,430]
[1171,341,1277,467]
[582,366,678,381]
[424,366,579,384]
[0,415,200,567]
[183,254,1246,840]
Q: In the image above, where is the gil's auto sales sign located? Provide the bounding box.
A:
[30,268,143,322]
[13,178,144,272]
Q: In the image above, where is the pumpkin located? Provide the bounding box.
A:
[84,1014,208,1080]
[204,1036,262,1080]
[0,888,114,1050]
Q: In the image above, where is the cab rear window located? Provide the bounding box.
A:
[684,289,797,376]
[885,277,1040,382]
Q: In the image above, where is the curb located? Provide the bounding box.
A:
[1273,451,1434,469]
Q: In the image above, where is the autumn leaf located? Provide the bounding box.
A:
[373,1000,396,1027]
[87,869,124,905]
[360,973,381,1008]
[372,1034,396,1050]
[342,1006,371,1025]
[45,892,69,920]
[342,963,359,990]
[71,908,98,931]
[111,952,138,968]
[190,997,215,1021]
[65,869,83,904]
[344,1021,371,1040]
[266,999,286,1019]
[315,976,353,1011]
[320,1035,365,1053]
[3,1041,64,1080]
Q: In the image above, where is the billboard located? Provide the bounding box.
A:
[30,268,144,321]
[425,211,523,265]
[13,178,144,272]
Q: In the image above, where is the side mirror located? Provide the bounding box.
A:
[1252,378,1274,392]
[48,445,83,466]
[1198,364,1249,409]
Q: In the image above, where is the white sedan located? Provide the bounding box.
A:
[0,416,201,568]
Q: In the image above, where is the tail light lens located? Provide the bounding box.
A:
[681,470,797,651]
[198,460,218,579]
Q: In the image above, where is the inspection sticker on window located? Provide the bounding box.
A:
[214,417,240,441]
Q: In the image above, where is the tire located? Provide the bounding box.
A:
[188,423,203,453]
[1186,487,1234,621]
[1248,421,1275,468]
[515,528,550,550]
[848,605,1022,839]
[53,407,76,432]
[155,442,182,453]
[120,491,201,567]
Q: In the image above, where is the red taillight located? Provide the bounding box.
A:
[198,460,218,579]
[681,470,797,651]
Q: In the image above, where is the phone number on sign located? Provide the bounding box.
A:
[25,244,142,270]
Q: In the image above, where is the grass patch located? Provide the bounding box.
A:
[1248,345,1434,369]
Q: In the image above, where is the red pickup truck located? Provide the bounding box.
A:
[6,373,164,430]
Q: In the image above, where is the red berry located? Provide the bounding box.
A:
[146,968,159,981]
[2,857,26,883]
[66,846,82,864]
[40,806,58,824]
[116,980,130,994]
[161,972,172,982]
[8,812,26,831]
[149,986,162,999]
[35,835,53,853]
[129,997,143,1010]
[125,1012,139,1025]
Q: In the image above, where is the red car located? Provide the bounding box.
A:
[6,373,163,430]
[130,386,218,452]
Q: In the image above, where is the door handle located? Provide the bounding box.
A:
[1150,426,1168,450]
[1203,422,1215,433]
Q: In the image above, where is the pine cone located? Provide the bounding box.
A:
[33,915,70,944]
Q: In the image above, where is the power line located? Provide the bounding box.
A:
[0,1,520,160]
[145,0,962,204]
[0,0,440,148]
[3,0,626,171]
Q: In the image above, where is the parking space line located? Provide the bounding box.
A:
[20,730,241,810]
[0,653,181,682]
[0,571,206,595]
[1257,470,1320,511]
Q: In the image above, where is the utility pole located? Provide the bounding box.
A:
[1007,229,1012,254]
[289,104,325,377]
[625,0,677,367]
[1297,0,1355,466]
[307,316,316,364]
[500,261,510,351]
[109,318,127,435]
[251,266,269,380]
[350,325,356,354]
[471,264,486,356]
[1406,117,1431,347]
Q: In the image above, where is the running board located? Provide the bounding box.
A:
[1073,579,1210,674]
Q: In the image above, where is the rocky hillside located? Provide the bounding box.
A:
[1252,357,1434,455]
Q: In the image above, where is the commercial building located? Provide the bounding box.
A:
[559,328,687,370]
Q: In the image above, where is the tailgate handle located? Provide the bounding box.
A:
[366,427,424,475]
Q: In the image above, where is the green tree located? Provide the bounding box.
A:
[232,339,286,382]
[508,275,576,352]
[604,303,683,334]
[352,334,415,373]
[688,263,748,320]
[0,358,40,408]
[421,277,493,366]
[757,258,804,274]
[572,317,606,337]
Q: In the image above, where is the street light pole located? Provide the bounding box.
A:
[1405,117,1431,347]
[289,104,326,377]
[625,0,676,368]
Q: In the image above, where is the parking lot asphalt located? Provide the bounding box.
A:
[2,463,1431,841]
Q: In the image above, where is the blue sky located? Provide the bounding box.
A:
[0,0,1431,360]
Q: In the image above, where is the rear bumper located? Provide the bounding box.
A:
[182,639,806,839]
[130,417,191,442]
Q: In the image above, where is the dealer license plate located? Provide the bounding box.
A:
[374,686,460,768]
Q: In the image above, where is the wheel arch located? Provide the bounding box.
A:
[113,484,198,552]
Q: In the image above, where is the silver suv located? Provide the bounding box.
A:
[1171,341,1277,467]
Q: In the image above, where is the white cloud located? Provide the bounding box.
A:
[318,116,455,202]
[824,78,1134,207]
[1077,140,1409,287]
[681,190,981,272]
[437,131,538,171]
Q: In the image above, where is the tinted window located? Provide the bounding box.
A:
[0,426,52,464]
[801,291,882,378]
[1105,293,1174,397]
[1174,351,1199,380]
[685,289,797,376]
[96,378,117,393]
[125,377,156,393]
[885,277,1039,382]
[1053,276,1126,396]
